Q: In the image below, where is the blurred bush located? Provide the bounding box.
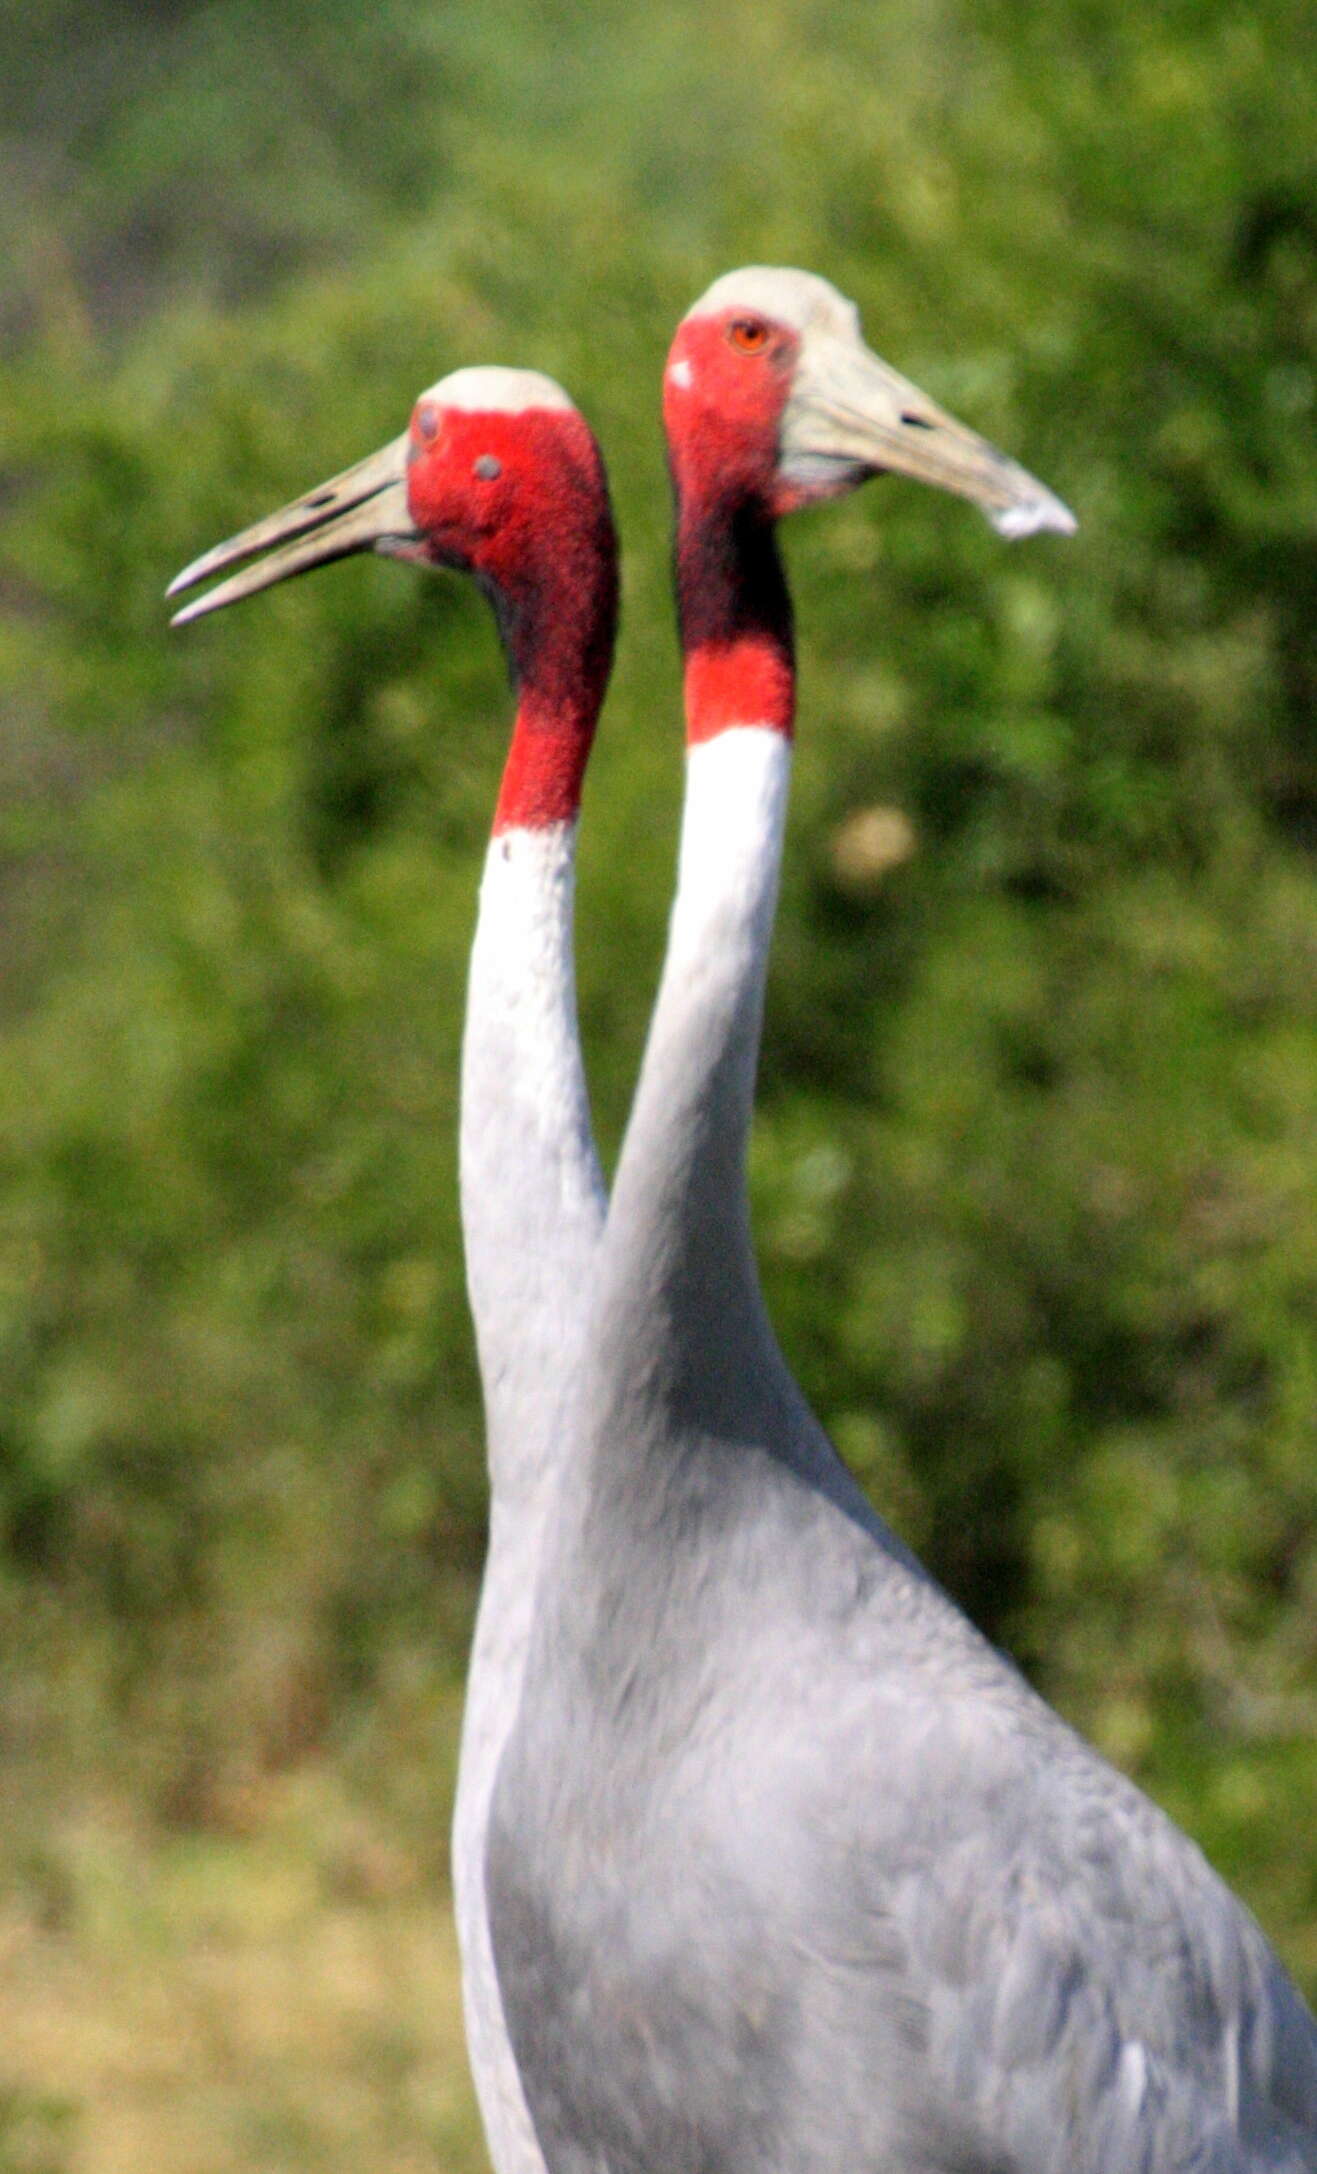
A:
[0,0,1314,1983]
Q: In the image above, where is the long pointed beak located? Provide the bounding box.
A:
[782,339,1076,538]
[167,434,420,626]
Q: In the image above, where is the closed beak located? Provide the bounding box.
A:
[782,339,1076,538]
[167,433,419,625]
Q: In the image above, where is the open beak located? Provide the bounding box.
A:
[781,338,1076,538]
[167,434,420,626]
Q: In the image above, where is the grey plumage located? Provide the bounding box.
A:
[486,272,1317,2174]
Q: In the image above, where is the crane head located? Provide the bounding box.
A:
[167,368,613,627]
[664,267,1075,539]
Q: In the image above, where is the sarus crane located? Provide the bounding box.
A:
[486,268,1317,2174]
[169,366,618,2174]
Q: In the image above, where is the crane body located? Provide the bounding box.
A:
[169,368,618,2174]
[486,271,1317,2174]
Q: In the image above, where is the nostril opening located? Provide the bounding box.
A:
[901,414,935,430]
[307,490,334,507]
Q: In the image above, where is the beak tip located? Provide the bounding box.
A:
[988,493,1078,542]
[165,558,208,600]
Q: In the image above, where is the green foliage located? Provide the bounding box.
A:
[1,0,1314,2011]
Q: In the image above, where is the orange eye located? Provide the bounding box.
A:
[728,318,771,354]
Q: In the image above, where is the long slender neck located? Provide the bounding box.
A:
[448,418,617,2174]
[592,487,794,1431]
[460,557,613,1508]
[455,764,600,2174]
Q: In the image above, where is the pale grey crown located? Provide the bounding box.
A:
[425,366,577,415]
[686,266,864,347]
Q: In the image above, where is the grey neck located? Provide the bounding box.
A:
[460,819,605,1507]
[589,728,792,1435]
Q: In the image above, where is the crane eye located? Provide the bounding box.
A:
[728,318,771,354]
[414,403,441,444]
[473,454,502,481]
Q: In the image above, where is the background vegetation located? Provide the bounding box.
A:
[1,0,1314,2166]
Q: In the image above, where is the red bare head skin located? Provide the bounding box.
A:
[664,306,801,745]
[662,310,802,522]
[402,391,618,834]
